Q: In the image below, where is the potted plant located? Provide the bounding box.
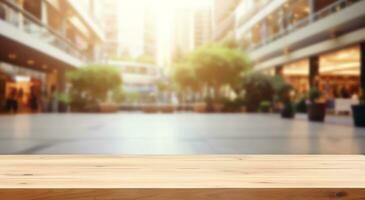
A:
[352,89,365,127]
[272,76,295,119]
[212,98,224,113]
[56,93,71,113]
[143,104,159,113]
[222,97,245,113]
[99,103,120,113]
[281,101,295,119]
[194,102,208,113]
[259,101,271,113]
[308,87,326,122]
[67,65,122,113]
[242,73,275,112]
[160,105,175,113]
[296,97,307,114]
[99,88,124,113]
[237,97,247,113]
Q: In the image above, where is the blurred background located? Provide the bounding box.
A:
[0,0,365,154]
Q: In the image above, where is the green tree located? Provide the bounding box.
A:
[172,62,199,102]
[111,87,125,104]
[272,75,293,103]
[221,36,240,49]
[188,44,251,100]
[67,65,122,108]
[242,72,274,112]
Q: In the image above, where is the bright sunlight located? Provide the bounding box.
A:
[118,0,214,64]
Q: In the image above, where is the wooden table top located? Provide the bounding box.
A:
[0,155,364,189]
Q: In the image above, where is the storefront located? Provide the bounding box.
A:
[317,46,361,100]
[282,59,310,98]
[277,45,362,114]
[0,62,48,113]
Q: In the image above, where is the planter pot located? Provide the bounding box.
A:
[352,104,365,128]
[240,106,247,113]
[58,103,69,113]
[308,103,326,122]
[261,108,270,113]
[194,103,207,113]
[160,105,175,113]
[176,105,184,112]
[212,103,224,113]
[99,104,119,113]
[281,109,295,119]
[186,104,194,112]
[143,105,159,113]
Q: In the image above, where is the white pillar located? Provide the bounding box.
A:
[16,0,23,30]
[309,0,315,22]
[41,0,48,25]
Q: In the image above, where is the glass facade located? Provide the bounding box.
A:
[282,59,310,97]
[278,45,362,114]
[318,46,361,100]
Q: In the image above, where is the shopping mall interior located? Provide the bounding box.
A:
[268,44,363,114]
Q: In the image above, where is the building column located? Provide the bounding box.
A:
[59,1,69,37]
[309,0,315,21]
[16,0,24,30]
[0,76,5,111]
[309,56,319,88]
[40,0,48,25]
[56,69,66,93]
[361,43,365,93]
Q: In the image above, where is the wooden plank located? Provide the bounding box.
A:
[0,155,364,199]
[1,189,365,200]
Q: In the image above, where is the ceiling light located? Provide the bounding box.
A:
[27,60,35,65]
[15,75,31,82]
[8,53,17,60]
[42,64,48,69]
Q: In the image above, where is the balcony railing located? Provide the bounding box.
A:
[247,0,361,51]
[0,0,87,62]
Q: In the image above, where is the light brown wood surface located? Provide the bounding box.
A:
[0,155,365,199]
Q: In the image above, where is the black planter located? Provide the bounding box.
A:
[308,103,326,122]
[352,104,365,128]
[281,109,295,119]
[281,102,295,119]
[58,103,69,113]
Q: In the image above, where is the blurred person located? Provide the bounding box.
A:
[352,93,359,100]
[17,88,24,111]
[5,88,18,113]
[17,88,23,100]
[49,85,57,112]
[29,87,38,113]
[340,86,350,98]
[41,89,49,113]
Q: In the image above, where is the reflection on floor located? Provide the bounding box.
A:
[0,113,364,154]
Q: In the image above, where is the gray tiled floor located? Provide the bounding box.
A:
[0,113,364,154]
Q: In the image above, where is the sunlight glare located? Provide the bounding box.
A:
[118,0,213,63]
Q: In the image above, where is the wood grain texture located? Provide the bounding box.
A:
[0,155,365,199]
